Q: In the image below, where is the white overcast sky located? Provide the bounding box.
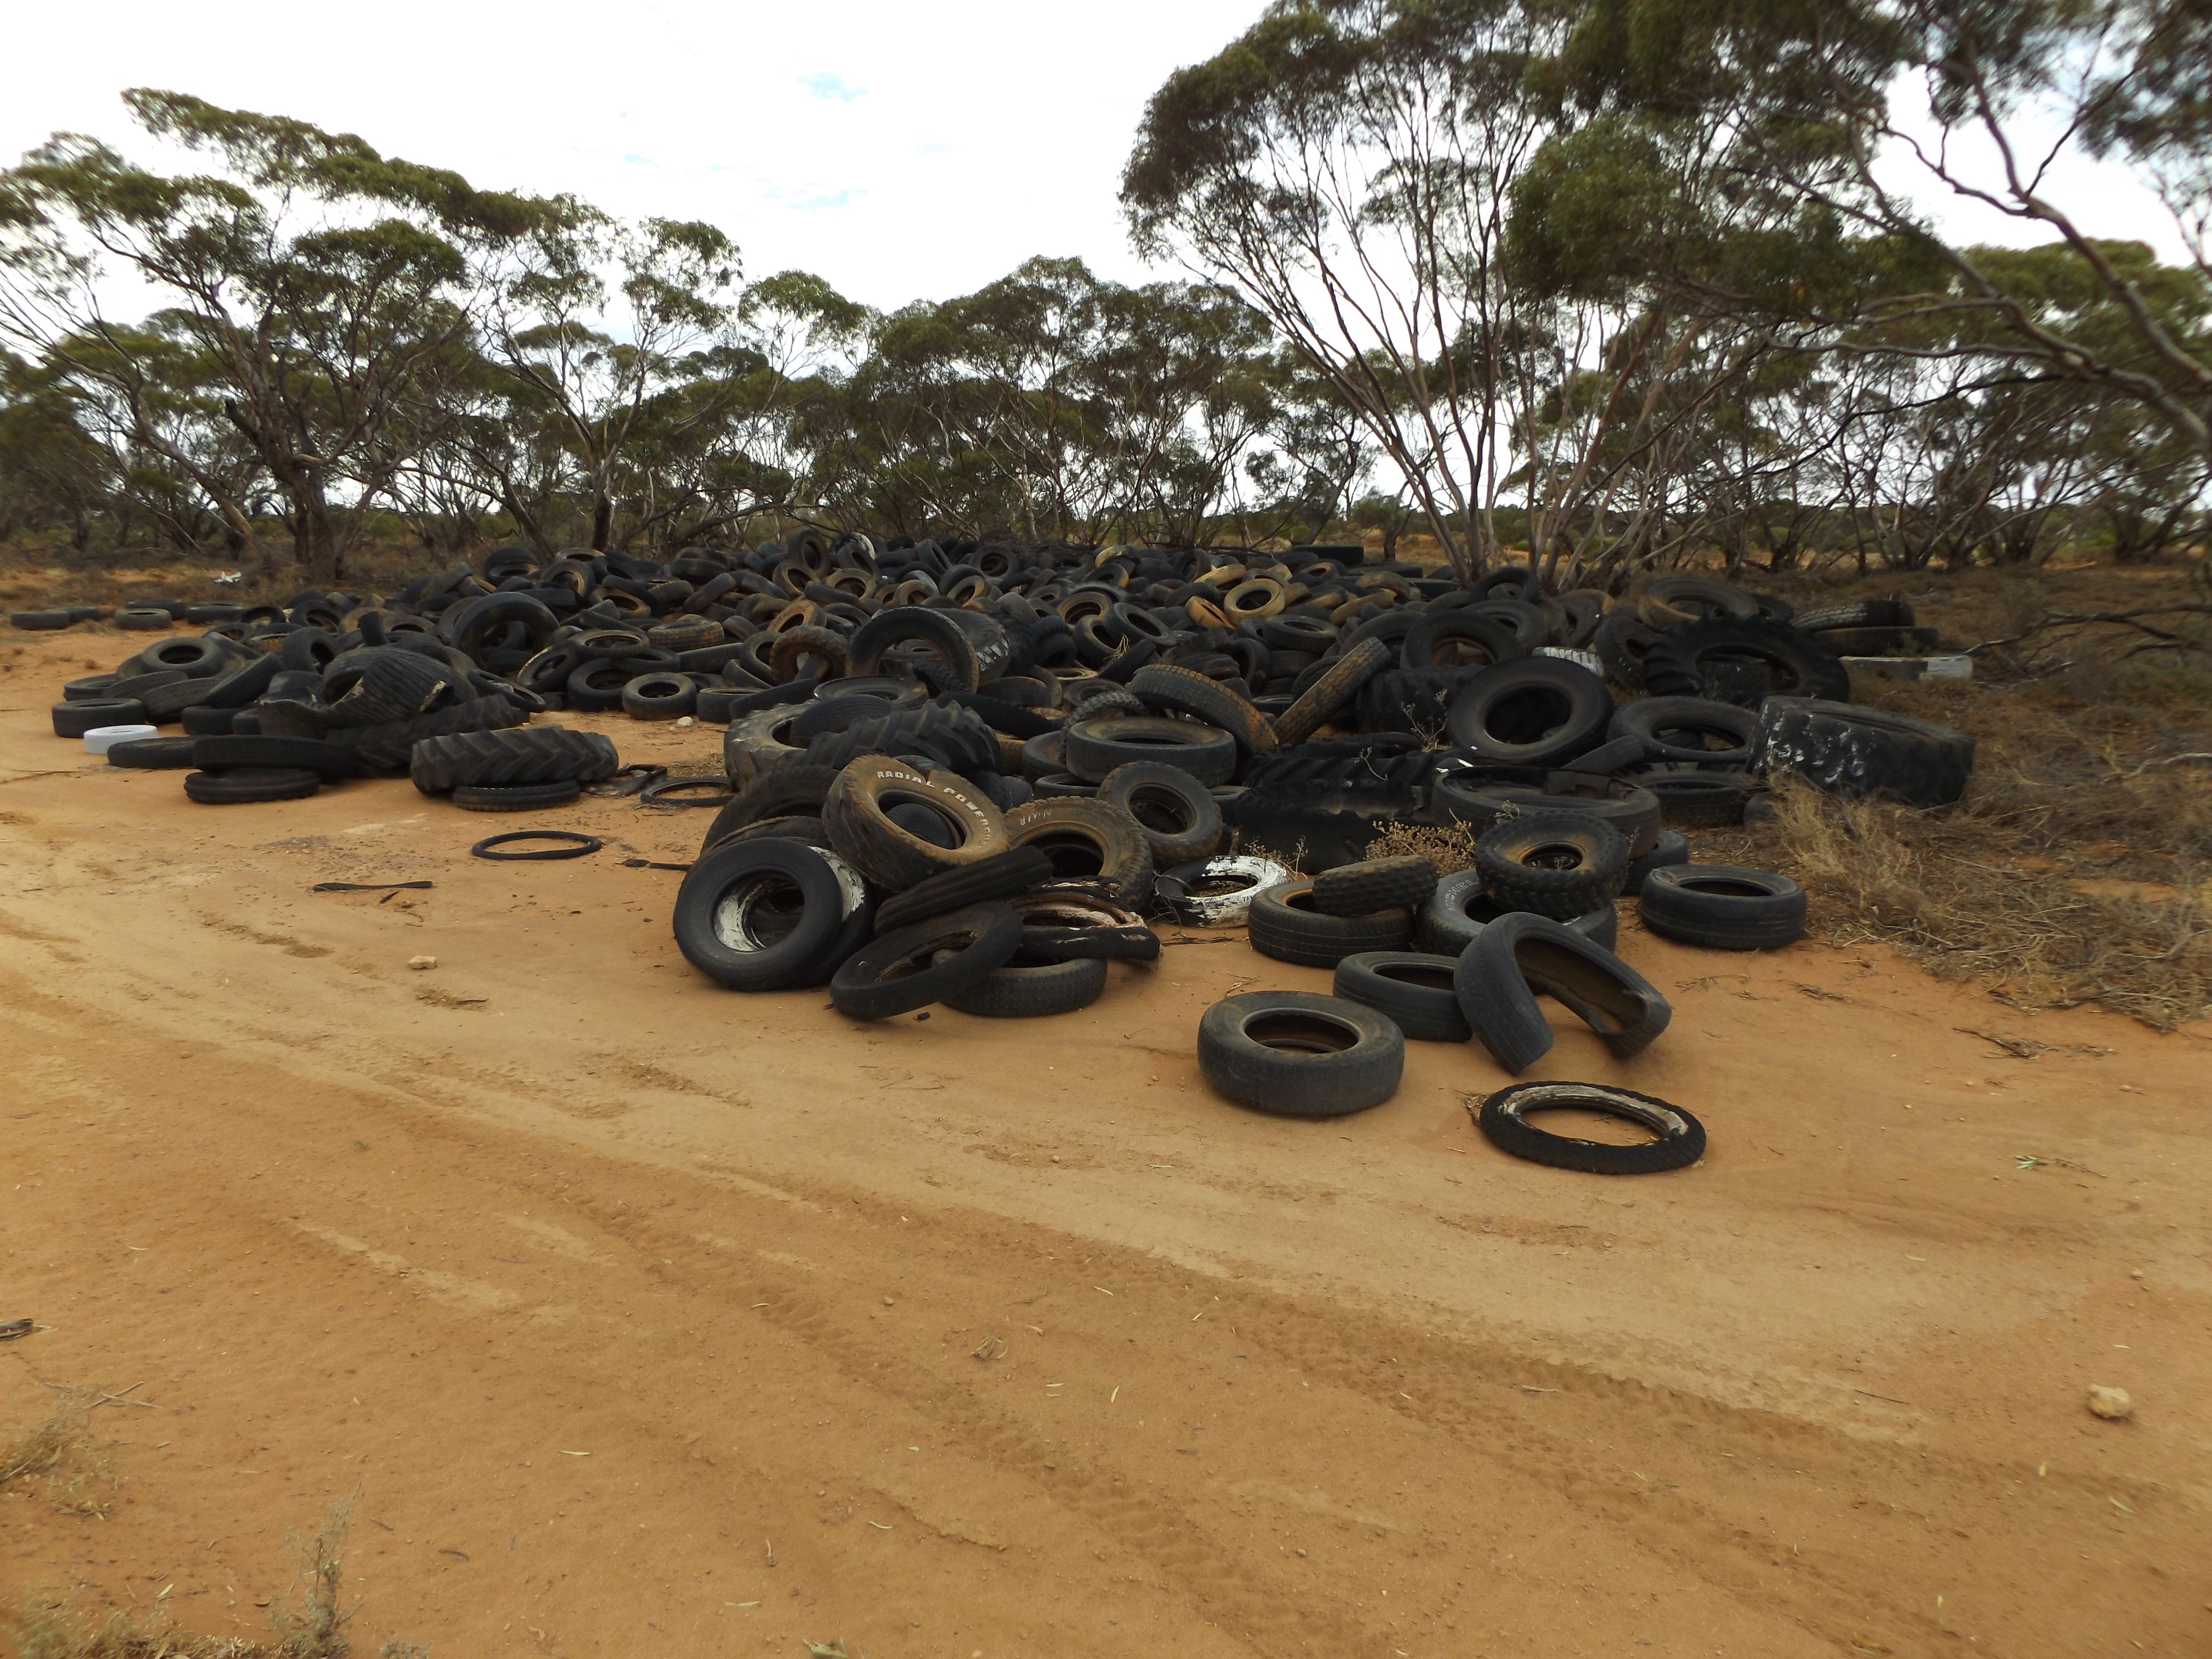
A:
[2,0,2187,316]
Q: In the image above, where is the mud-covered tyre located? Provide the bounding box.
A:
[1270,637,1391,746]
[830,902,1024,1019]
[182,766,323,804]
[1474,814,1627,919]
[1752,697,1974,808]
[1479,1082,1705,1174]
[1641,618,1850,705]
[1197,991,1404,1118]
[1332,951,1471,1042]
[1064,714,1236,786]
[942,955,1109,1018]
[872,845,1056,935]
[1310,855,1438,918]
[1247,879,1414,968]
[674,839,873,992]
[1095,762,1224,866]
[1638,864,1806,950]
[1608,697,1757,769]
[1443,657,1613,766]
[1453,912,1671,1074]
[824,756,1010,890]
[409,727,619,793]
[1002,797,1155,907]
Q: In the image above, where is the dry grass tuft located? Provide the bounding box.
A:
[1365,820,1484,874]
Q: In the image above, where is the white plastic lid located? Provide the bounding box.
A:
[83,723,158,754]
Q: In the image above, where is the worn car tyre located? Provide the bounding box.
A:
[1332,951,1472,1043]
[1270,637,1392,746]
[942,955,1109,1018]
[452,780,584,811]
[824,756,1010,891]
[1443,657,1612,767]
[1130,663,1278,759]
[872,845,1056,935]
[1453,912,1672,1074]
[103,736,200,769]
[1417,868,1619,956]
[1608,697,1758,769]
[1002,797,1155,907]
[182,766,323,804]
[192,734,360,781]
[1641,617,1850,706]
[1063,714,1236,786]
[674,838,873,992]
[1479,1082,1706,1174]
[1095,762,1224,866]
[1752,697,1974,808]
[1196,991,1404,1118]
[1247,879,1414,968]
[1310,855,1438,918]
[1475,814,1627,919]
[54,699,146,738]
[622,672,698,720]
[830,901,1024,1019]
[1638,769,1759,827]
[1152,854,1292,927]
[1622,828,1693,897]
[332,695,528,773]
[848,607,985,691]
[318,647,463,728]
[1639,864,1807,950]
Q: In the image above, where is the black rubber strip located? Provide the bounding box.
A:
[312,880,435,892]
[621,857,695,871]
[470,830,602,862]
[639,774,734,808]
[0,1318,32,1340]
[584,763,669,798]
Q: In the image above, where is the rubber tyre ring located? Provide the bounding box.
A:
[1196,990,1405,1118]
[830,902,1024,1019]
[1310,855,1439,918]
[191,734,360,781]
[1002,797,1155,908]
[1479,1082,1705,1174]
[1640,617,1850,706]
[1416,868,1619,955]
[1637,770,1757,828]
[1635,577,1760,628]
[823,756,1011,891]
[104,736,200,769]
[1247,880,1414,969]
[622,673,698,720]
[674,839,871,992]
[1095,762,1224,867]
[1638,864,1807,950]
[182,766,323,804]
[873,846,1056,936]
[941,955,1109,1018]
[1621,829,1692,897]
[1609,697,1757,768]
[1398,610,1525,672]
[1270,637,1391,746]
[1332,951,1472,1043]
[1443,657,1612,766]
[1063,715,1237,787]
[1452,912,1672,1075]
[453,781,584,811]
[1474,813,1628,919]
[848,607,984,691]
[1129,663,1277,759]
[54,700,147,737]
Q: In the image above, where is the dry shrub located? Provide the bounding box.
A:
[1364,820,1483,873]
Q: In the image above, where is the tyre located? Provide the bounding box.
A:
[140,677,220,722]
[181,704,240,735]
[1310,854,1438,917]
[1064,714,1237,786]
[942,955,1109,1017]
[1474,814,1627,919]
[805,704,1001,776]
[1008,891,1161,962]
[182,766,323,804]
[699,764,842,853]
[1608,697,1757,769]
[1002,798,1155,906]
[830,902,1024,1019]
[1810,624,1941,656]
[104,736,199,769]
[1568,733,1647,775]
[674,839,874,992]
[453,781,584,811]
[1196,991,1404,1118]
[1444,658,1613,766]
[1452,912,1672,1074]
[1270,637,1391,746]
[330,695,528,773]
[202,653,283,709]
[1640,618,1850,706]
[1621,828,1692,896]
[1332,952,1471,1042]
[1399,610,1526,671]
[848,607,984,690]
[1593,610,1661,691]
[823,756,1011,890]
[408,726,618,793]
[1437,773,1659,856]
[1752,697,1974,808]
[319,648,464,728]
[1152,854,1292,926]
[1247,879,1414,968]
[872,845,1056,935]
[622,673,698,720]
[1639,864,1807,950]
[1635,577,1760,628]
[1416,868,1619,955]
[723,705,810,785]
[1791,598,1914,633]
[191,734,361,781]
[1479,1082,1705,1174]
[142,636,238,678]
[62,674,119,702]
[1095,762,1224,866]
[116,608,172,631]
[1638,770,1757,827]
[53,699,146,738]
[277,628,341,672]
[768,625,852,683]
[11,609,73,630]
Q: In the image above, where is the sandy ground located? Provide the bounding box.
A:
[1,628,2208,1659]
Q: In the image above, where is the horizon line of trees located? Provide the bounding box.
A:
[2,1,2209,586]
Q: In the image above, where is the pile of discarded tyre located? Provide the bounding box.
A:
[38,536,1975,1159]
